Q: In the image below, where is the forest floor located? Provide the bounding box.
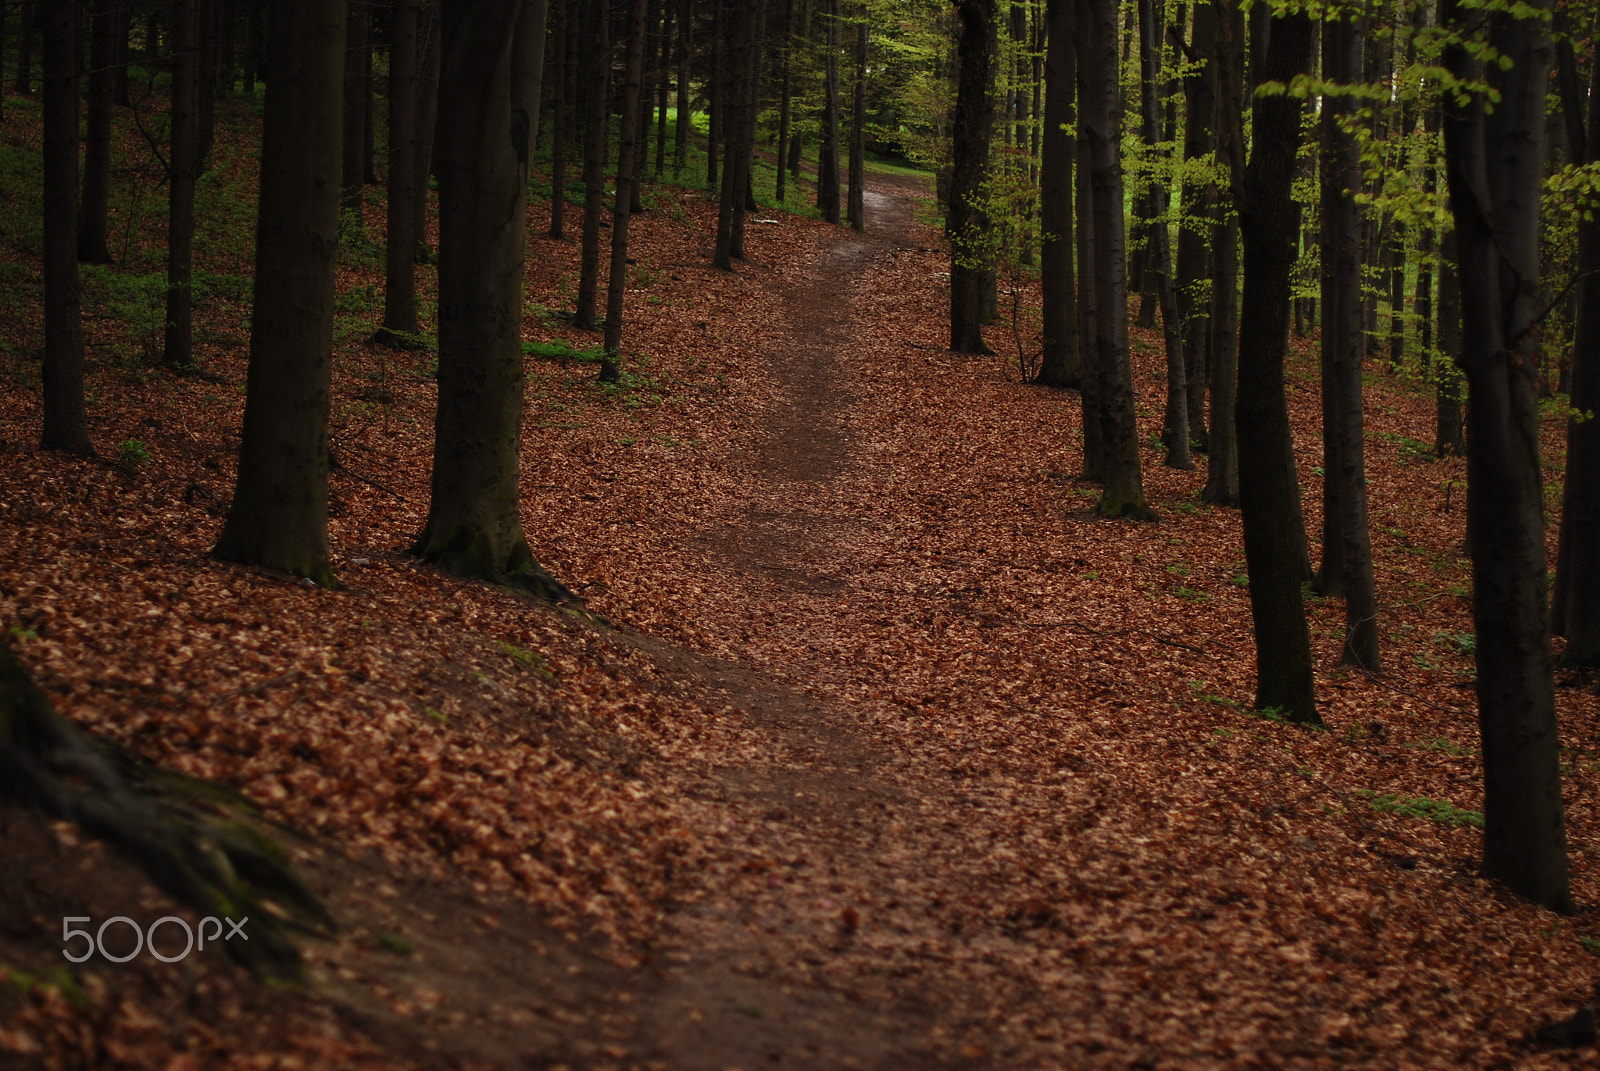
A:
[5,100,1600,1068]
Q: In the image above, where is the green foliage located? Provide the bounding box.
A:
[1358,789,1483,828]
[117,440,153,471]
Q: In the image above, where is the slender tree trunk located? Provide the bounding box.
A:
[632,0,652,214]
[378,0,419,343]
[736,0,765,227]
[1085,0,1152,517]
[847,15,866,231]
[550,1,570,238]
[1039,0,1079,388]
[215,0,345,585]
[1236,2,1317,722]
[415,0,569,601]
[817,0,841,223]
[708,0,724,187]
[1440,0,1570,913]
[413,3,440,264]
[675,0,690,175]
[949,0,995,354]
[575,0,610,331]
[1436,227,1465,455]
[77,0,115,265]
[603,0,651,378]
[1139,0,1188,469]
[1554,40,1600,665]
[1175,1,1215,453]
[342,1,368,212]
[164,0,200,369]
[196,0,218,169]
[1203,0,1244,507]
[775,0,795,203]
[42,0,92,457]
[655,5,669,175]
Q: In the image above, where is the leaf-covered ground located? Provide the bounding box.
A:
[2,93,1600,1068]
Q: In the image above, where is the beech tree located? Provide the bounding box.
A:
[1235,0,1317,723]
[1440,0,1570,912]
[1174,1,1216,452]
[377,0,421,345]
[41,0,92,457]
[214,0,346,585]
[77,0,116,266]
[1037,0,1079,388]
[164,0,201,369]
[847,13,867,232]
[948,0,995,354]
[414,0,570,601]
[575,0,610,330]
[817,0,842,224]
[607,0,652,378]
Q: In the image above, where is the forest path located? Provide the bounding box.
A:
[619,178,985,1069]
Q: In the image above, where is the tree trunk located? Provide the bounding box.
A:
[605,0,651,377]
[15,0,33,95]
[342,1,368,213]
[1139,0,1188,470]
[244,0,262,95]
[1038,0,1079,389]
[415,0,571,603]
[215,0,345,586]
[1175,0,1215,453]
[1236,1,1317,722]
[948,0,995,354]
[196,0,218,170]
[1203,0,1244,507]
[42,0,92,457]
[377,0,420,343]
[575,0,610,331]
[514,0,550,157]
[163,0,200,369]
[1440,0,1570,913]
[632,0,653,214]
[413,2,440,264]
[655,5,669,175]
[775,0,794,202]
[708,0,724,187]
[1553,36,1600,666]
[1084,0,1152,517]
[675,0,690,175]
[817,0,841,223]
[1320,11,1379,669]
[549,0,570,238]
[847,15,866,232]
[1435,228,1465,455]
[361,6,376,183]
[77,0,115,265]
[734,0,766,244]
[1076,16,1102,478]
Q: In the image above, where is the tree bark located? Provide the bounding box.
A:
[1084,0,1152,517]
[42,0,93,457]
[77,0,116,265]
[163,0,200,369]
[817,0,842,223]
[847,15,866,231]
[948,0,995,354]
[1076,12,1102,477]
[1203,0,1243,507]
[1440,0,1570,913]
[549,0,570,238]
[1553,31,1600,665]
[606,0,652,376]
[1236,1,1317,722]
[514,0,550,157]
[1038,0,1079,388]
[378,0,420,343]
[415,0,572,602]
[342,1,368,213]
[214,0,345,586]
[1175,0,1215,452]
[575,0,611,331]
[675,0,690,175]
[776,0,794,203]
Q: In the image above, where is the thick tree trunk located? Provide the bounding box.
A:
[1038,0,1079,389]
[949,0,995,355]
[817,0,841,223]
[77,0,115,265]
[1203,0,1244,507]
[1440,0,1570,913]
[1236,3,1317,722]
[1175,1,1215,453]
[575,0,610,331]
[606,0,651,377]
[378,0,420,343]
[163,0,200,369]
[342,1,368,213]
[415,0,571,603]
[215,0,345,586]
[514,0,550,158]
[1553,36,1600,665]
[1084,0,1151,517]
[42,0,92,457]
[549,1,570,238]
